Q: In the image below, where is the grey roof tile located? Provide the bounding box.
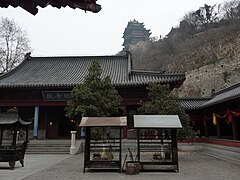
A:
[178,98,211,110]
[200,83,240,108]
[0,55,185,88]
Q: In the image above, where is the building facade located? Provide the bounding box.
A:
[0,54,185,139]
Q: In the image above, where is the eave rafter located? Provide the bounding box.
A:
[0,0,101,15]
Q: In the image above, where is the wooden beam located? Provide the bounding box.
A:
[74,0,101,13]
[232,118,238,140]
[49,0,62,9]
[204,119,209,137]
[0,0,101,14]
[18,0,38,15]
[217,119,221,138]
[58,0,75,8]
[32,0,49,8]
[0,100,67,106]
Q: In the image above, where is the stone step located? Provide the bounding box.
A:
[27,149,69,152]
[28,144,70,147]
[28,140,71,144]
[26,139,72,154]
[26,151,70,154]
[201,143,240,164]
[27,146,70,149]
[26,149,70,154]
[27,149,69,153]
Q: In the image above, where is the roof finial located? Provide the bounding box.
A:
[24,52,31,59]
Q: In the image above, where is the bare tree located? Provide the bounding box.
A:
[194,4,221,30]
[181,11,201,35]
[0,17,31,73]
[221,0,240,25]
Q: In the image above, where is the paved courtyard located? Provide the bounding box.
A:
[1,152,240,180]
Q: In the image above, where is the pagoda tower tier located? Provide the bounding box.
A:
[122,19,151,49]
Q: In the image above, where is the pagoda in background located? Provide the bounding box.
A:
[122,19,151,50]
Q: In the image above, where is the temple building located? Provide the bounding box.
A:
[179,84,240,145]
[122,19,151,50]
[0,53,185,139]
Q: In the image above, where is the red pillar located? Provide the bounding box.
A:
[123,105,128,139]
[204,119,209,138]
[232,118,238,140]
[217,119,221,138]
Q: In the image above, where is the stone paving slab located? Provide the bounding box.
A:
[0,154,70,180]
[1,152,238,180]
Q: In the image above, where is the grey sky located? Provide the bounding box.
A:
[0,0,224,56]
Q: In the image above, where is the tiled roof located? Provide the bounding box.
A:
[178,98,211,110]
[0,55,185,88]
[178,83,240,110]
[0,0,101,15]
[200,83,240,108]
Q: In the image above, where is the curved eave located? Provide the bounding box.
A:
[115,75,186,87]
[178,98,212,110]
[0,83,75,89]
[199,83,240,109]
[0,75,185,89]
[0,0,102,15]
[200,94,240,109]
[0,57,28,81]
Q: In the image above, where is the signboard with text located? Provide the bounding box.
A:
[42,91,71,101]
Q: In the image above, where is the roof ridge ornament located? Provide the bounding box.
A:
[126,50,132,80]
[24,52,31,60]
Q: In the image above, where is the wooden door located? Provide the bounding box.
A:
[46,108,59,139]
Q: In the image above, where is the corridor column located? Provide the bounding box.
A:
[123,105,128,139]
[33,106,39,139]
[217,119,221,138]
[232,118,238,140]
[204,119,209,138]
